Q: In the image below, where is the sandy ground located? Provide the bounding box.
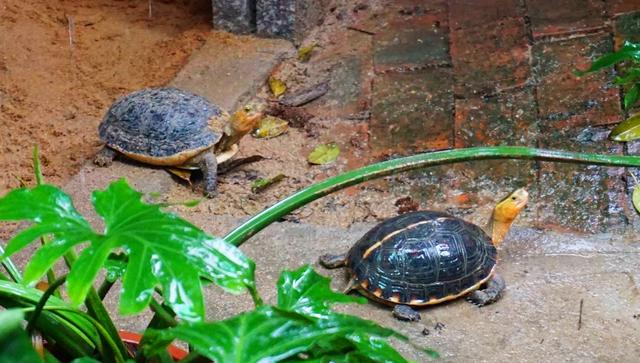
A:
[0,0,213,194]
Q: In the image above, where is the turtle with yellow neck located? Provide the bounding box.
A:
[319,188,529,321]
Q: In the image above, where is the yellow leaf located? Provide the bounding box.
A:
[269,77,287,97]
[307,143,340,165]
[633,184,640,213]
[252,116,289,139]
[297,43,317,62]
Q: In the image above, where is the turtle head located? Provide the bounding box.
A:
[487,188,528,247]
[218,103,264,151]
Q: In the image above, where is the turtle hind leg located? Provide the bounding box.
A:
[318,253,347,269]
[94,147,117,167]
[467,273,506,306]
[199,152,218,198]
[392,305,421,322]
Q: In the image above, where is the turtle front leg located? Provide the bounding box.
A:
[199,152,218,198]
[94,147,117,167]
[393,305,421,322]
[467,273,506,306]
[318,253,347,269]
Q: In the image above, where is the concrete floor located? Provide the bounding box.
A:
[61,159,640,362]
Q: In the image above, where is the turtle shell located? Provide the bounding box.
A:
[346,211,496,306]
[98,88,224,166]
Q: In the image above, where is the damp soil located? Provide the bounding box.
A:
[0,0,212,194]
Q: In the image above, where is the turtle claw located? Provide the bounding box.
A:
[466,273,506,307]
[392,305,421,322]
[94,147,116,167]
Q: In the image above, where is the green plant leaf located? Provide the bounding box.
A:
[143,306,413,363]
[104,253,127,283]
[308,143,340,165]
[89,178,256,321]
[0,179,256,323]
[0,310,44,363]
[624,83,640,109]
[277,265,365,318]
[269,76,287,97]
[0,185,95,283]
[574,40,640,76]
[610,112,640,141]
[0,280,100,352]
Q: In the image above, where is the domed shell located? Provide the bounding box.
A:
[346,211,496,306]
[98,88,223,164]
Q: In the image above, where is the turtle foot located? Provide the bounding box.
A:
[467,273,506,307]
[94,147,116,167]
[392,305,421,322]
[318,254,347,269]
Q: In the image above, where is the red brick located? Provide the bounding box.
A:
[304,29,373,119]
[454,88,538,147]
[373,8,449,71]
[370,68,453,155]
[449,0,522,30]
[528,0,607,39]
[608,0,640,16]
[534,34,622,130]
[536,127,628,233]
[450,17,529,96]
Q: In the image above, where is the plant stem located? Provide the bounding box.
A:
[97,278,115,300]
[26,275,67,334]
[247,285,264,308]
[224,146,640,246]
[149,299,178,327]
[0,244,22,283]
[32,146,60,296]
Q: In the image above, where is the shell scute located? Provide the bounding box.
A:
[347,211,497,306]
[98,88,224,160]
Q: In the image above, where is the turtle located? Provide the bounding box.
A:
[94,87,262,197]
[319,188,528,321]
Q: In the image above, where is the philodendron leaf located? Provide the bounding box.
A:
[88,179,256,321]
[308,143,340,165]
[574,40,640,76]
[0,185,95,283]
[0,310,44,363]
[624,83,640,109]
[610,112,640,141]
[143,306,413,363]
[277,265,365,318]
[0,179,256,323]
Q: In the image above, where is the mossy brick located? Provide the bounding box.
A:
[533,34,622,129]
[536,127,628,233]
[450,17,529,96]
[614,11,640,46]
[608,0,640,17]
[373,8,449,70]
[449,0,523,30]
[527,0,607,38]
[451,88,539,190]
[370,68,453,155]
[305,30,373,118]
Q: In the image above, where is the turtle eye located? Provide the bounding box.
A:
[511,196,517,201]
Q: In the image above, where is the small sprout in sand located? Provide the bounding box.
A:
[308,143,340,165]
[268,76,287,97]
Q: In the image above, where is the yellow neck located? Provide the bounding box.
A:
[486,212,516,247]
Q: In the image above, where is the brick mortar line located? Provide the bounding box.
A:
[521,0,543,207]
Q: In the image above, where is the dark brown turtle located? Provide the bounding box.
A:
[94,87,262,197]
[319,188,528,321]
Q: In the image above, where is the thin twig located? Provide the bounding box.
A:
[148,0,153,18]
[65,14,75,49]
[578,298,584,330]
[346,26,376,35]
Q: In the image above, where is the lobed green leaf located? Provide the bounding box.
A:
[277,265,365,318]
[574,40,640,76]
